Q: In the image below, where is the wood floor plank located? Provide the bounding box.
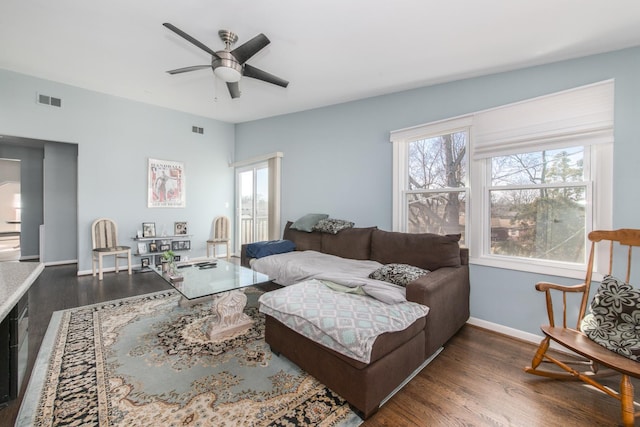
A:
[2,262,638,426]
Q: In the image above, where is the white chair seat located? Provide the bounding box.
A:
[91,218,132,280]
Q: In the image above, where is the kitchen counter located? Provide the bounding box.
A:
[0,262,44,322]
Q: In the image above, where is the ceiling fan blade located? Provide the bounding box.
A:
[227,82,240,99]
[243,64,289,88]
[163,23,220,59]
[166,65,211,75]
[231,33,270,64]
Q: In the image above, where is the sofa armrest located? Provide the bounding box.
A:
[406,265,470,356]
[460,247,469,265]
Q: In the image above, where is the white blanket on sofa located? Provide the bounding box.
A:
[251,250,407,303]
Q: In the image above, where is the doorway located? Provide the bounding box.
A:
[236,162,269,249]
[0,158,21,261]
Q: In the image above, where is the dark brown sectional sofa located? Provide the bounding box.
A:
[241,221,470,419]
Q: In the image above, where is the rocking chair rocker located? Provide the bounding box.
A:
[525,229,640,427]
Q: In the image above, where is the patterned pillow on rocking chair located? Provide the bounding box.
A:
[580,274,640,362]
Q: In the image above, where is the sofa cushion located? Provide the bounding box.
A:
[289,213,329,232]
[283,221,322,251]
[313,218,355,234]
[371,230,461,271]
[246,239,296,259]
[321,226,376,260]
[369,263,430,287]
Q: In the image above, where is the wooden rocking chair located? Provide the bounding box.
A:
[525,229,640,426]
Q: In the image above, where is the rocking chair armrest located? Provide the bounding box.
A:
[535,281,586,293]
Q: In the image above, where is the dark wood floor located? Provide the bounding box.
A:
[1,262,635,426]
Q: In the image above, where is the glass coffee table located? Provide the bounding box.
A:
[153,259,270,340]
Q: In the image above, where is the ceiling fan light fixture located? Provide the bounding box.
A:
[211,51,243,82]
[213,66,242,82]
[163,23,288,98]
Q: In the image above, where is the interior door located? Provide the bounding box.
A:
[236,162,269,251]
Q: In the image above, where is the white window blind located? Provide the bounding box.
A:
[472,80,614,159]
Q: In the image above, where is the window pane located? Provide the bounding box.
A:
[407,192,465,244]
[409,131,467,190]
[490,187,586,263]
[491,147,584,187]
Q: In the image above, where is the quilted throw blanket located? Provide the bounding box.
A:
[259,279,430,363]
[251,250,407,303]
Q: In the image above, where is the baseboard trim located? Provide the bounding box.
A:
[467,316,575,355]
[44,259,77,267]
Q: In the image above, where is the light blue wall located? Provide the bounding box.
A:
[0,69,235,272]
[43,142,77,263]
[235,46,640,336]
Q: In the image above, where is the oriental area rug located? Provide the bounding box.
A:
[17,288,362,427]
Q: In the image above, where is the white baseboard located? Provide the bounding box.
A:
[467,316,575,355]
[44,259,77,267]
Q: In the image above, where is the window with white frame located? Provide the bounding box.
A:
[392,116,472,244]
[392,80,614,277]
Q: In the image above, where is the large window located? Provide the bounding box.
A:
[392,81,613,277]
[489,147,587,264]
[406,130,467,242]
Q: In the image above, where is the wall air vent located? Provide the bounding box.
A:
[192,126,204,134]
[37,93,62,108]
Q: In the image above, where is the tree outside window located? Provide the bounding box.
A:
[489,147,586,263]
[407,131,467,243]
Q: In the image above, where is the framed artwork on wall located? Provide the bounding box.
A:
[174,221,188,235]
[148,158,185,208]
[141,257,150,268]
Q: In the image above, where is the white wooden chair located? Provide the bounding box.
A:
[91,218,131,280]
[207,216,230,259]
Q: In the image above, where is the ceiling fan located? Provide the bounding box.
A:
[163,23,289,99]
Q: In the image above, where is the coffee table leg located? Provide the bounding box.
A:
[207,290,253,340]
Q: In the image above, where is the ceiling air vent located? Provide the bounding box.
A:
[37,93,62,108]
[192,126,204,134]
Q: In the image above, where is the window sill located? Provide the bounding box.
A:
[470,255,603,281]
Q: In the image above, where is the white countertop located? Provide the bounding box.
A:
[0,262,45,322]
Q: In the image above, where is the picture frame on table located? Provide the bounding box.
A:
[140,257,150,268]
[148,242,158,252]
[174,255,181,262]
[142,222,156,238]
[154,255,163,266]
[174,221,188,235]
[137,243,147,254]
[159,243,170,252]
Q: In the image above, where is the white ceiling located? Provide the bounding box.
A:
[2,0,640,124]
